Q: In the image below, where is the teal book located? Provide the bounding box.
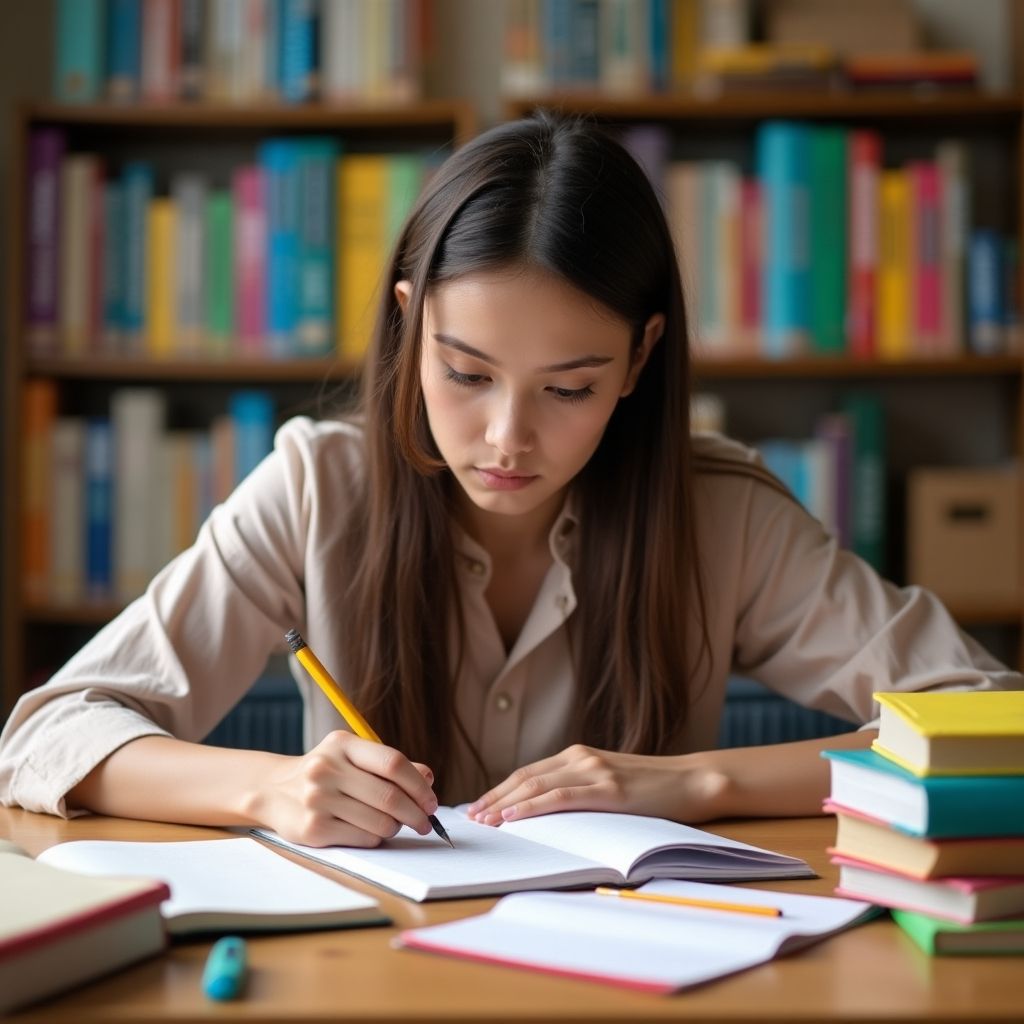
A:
[841,391,885,571]
[892,908,1024,956]
[822,748,1024,838]
[55,0,105,102]
[809,127,848,353]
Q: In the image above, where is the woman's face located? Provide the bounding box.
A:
[397,267,662,526]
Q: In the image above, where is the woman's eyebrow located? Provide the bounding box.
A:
[433,333,615,373]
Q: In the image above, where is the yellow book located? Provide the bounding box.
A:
[145,197,176,358]
[876,171,911,359]
[336,155,389,362]
[872,690,1024,776]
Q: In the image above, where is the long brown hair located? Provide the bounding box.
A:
[336,113,709,794]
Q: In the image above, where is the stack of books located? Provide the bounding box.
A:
[822,691,1024,955]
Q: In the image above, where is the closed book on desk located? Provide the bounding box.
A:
[821,748,1024,837]
[872,690,1024,776]
[825,801,1024,879]
[398,880,874,992]
[37,837,389,935]
[0,840,168,1014]
[253,807,813,902]
[833,854,1024,924]
[892,908,1024,955]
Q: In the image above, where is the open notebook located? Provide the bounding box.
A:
[398,880,876,992]
[251,807,814,902]
[36,837,389,935]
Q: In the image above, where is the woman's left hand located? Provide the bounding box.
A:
[465,744,730,826]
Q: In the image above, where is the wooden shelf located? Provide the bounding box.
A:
[505,91,1024,123]
[944,601,1024,627]
[25,355,358,383]
[693,354,1023,379]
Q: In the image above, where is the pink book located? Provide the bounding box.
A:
[141,0,180,102]
[739,178,762,352]
[232,165,266,356]
[910,161,942,354]
[847,131,881,359]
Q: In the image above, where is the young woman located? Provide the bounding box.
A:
[1,114,1018,848]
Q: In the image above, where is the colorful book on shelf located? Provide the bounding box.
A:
[833,854,1024,924]
[825,801,1024,880]
[876,169,911,359]
[233,165,267,357]
[54,0,105,103]
[26,128,66,357]
[841,392,885,571]
[204,189,234,356]
[872,690,1024,777]
[936,141,969,355]
[105,0,142,103]
[846,130,880,359]
[0,839,168,1016]
[397,880,874,993]
[261,139,302,357]
[35,837,389,936]
[23,379,58,604]
[144,197,177,359]
[909,161,941,354]
[891,908,1024,956]
[968,229,1006,356]
[821,748,1024,838]
[252,808,813,903]
[808,126,847,354]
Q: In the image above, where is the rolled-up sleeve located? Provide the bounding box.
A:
[731,474,1023,727]
[0,417,322,816]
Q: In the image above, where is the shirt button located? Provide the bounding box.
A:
[495,693,513,711]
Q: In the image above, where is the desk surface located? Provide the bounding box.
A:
[2,808,1020,1023]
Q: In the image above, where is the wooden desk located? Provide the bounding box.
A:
[2,808,1020,1023]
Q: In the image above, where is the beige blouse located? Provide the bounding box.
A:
[1,417,1019,816]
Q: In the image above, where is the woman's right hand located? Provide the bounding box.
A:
[246,730,439,848]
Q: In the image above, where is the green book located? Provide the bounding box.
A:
[387,154,426,247]
[204,190,234,357]
[842,391,886,571]
[809,127,848,353]
[892,908,1024,956]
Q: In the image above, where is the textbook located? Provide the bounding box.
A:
[0,840,168,1014]
[892,908,1024,955]
[36,837,389,935]
[397,880,875,992]
[872,690,1024,776]
[821,748,1024,837]
[825,801,1024,879]
[833,854,1024,924]
[251,808,814,902]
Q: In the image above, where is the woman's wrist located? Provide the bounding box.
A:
[670,750,737,822]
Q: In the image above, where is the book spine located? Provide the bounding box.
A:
[936,141,969,355]
[23,380,58,603]
[55,0,105,102]
[204,189,235,356]
[26,128,66,358]
[297,139,341,356]
[847,130,881,359]
[121,162,155,354]
[229,390,275,483]
[568,0,600,88]
[58,155,99,357]
[171,173,207,357]
[808,126,847,354]
[88,159,106,353]
[670,0,700,91]
[757,121,811,357]
[112,388,167,600]
[279,0,318,102]
[102,179,125,351]
[738,177,762,353]
[648,0,670,91]
[179,0,206,99]
[968,229,1005,355]
[210,412,236,500]
[233,165,267,356]
[85,417,114,600]
[240,0,268,100]
[140,0,180,102]
[543,0,573,90]
[145,197,177,358]
[599,0,649,95]
[264,0,282,98]
[876,170,911,359]
[105,0,142,102]
[911,162,942,354]
[260,140,301,358]
[842,392,886,571]
[50,417,86,605]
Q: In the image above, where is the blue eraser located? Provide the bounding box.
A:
[202,936,247,1001]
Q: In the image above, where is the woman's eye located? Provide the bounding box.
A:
[550,386,595,404]
[443,367,487,387]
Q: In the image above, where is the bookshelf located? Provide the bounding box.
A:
[507,92,1024,661]
[1,99,476,716]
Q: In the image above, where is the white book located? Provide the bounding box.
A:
[37,837,388,935]
[253,808,813,903]
[398,880,873,992]
[50,417,85,604]
[171,174,207,357]
[112,388,166,600]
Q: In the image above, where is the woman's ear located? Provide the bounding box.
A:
[394,279,413,314]
[620,312,665,397]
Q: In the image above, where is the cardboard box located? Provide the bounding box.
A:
[907,468,1020,607]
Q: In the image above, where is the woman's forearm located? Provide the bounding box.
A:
[691,728,877,820]
[67,735,287,827]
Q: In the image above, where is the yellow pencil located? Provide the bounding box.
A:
[594,886,782,917]
[284,628,454,848]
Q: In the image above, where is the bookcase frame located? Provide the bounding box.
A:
[1,99,476,716]
[503,91,1024,652]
